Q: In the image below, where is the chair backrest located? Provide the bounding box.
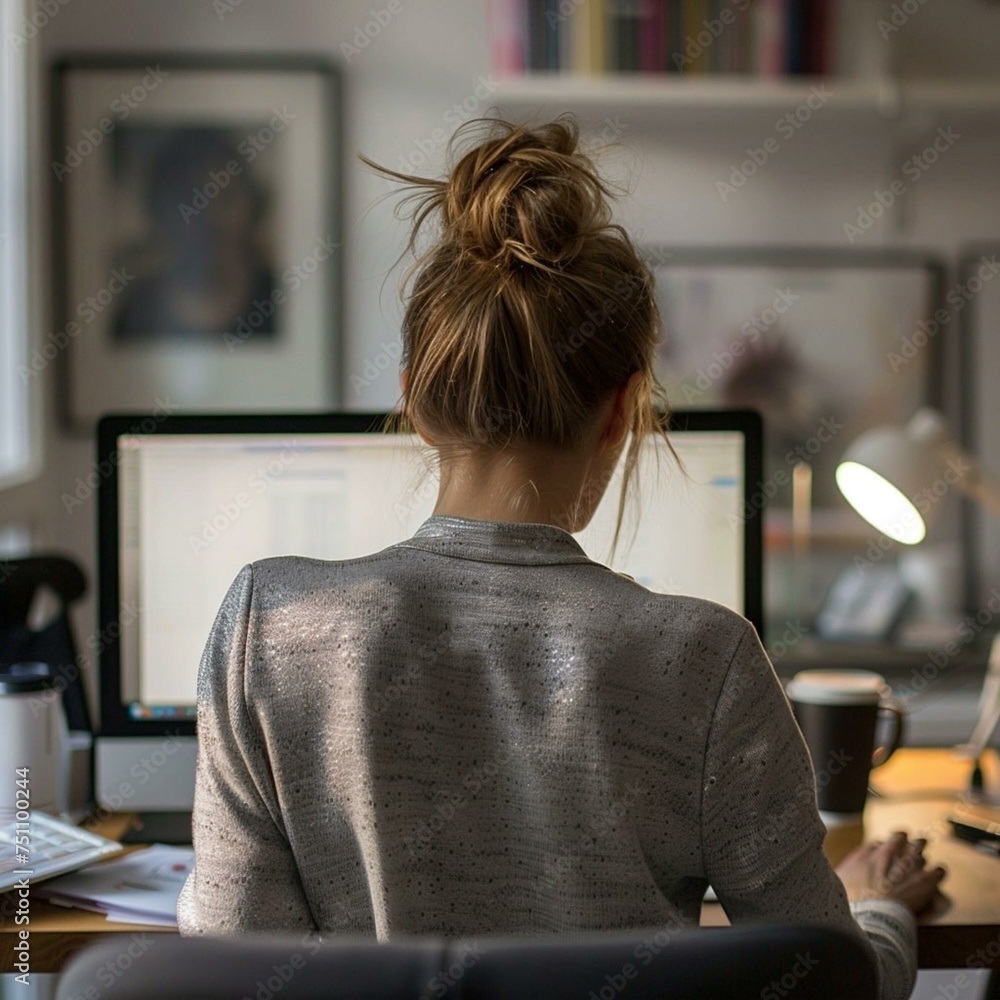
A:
[56,924,878,1000]
[0,554,92,733]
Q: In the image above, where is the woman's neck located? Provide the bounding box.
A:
[432,443,607,533]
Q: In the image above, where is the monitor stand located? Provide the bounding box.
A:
[95,735,197,820]
[119,810,192,846]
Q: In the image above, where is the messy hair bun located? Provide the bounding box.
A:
[362,116,670,529]
[442,119,609,271]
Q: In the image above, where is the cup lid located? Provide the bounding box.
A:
[786,669,888,706]
[0,662,57,694]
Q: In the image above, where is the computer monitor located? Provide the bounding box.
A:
[95,410,762,811]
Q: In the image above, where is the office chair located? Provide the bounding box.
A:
[56,924,878,1000]
[0,554,92,733]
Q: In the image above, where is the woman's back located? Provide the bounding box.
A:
[180,515,841,942]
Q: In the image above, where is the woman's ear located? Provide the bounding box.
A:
[412,421,435,447]
[400,369,436,447]
[602,371,644,449]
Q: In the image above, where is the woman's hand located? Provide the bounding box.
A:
[834,830,947,914]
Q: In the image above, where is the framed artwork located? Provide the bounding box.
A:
[642,247,951,631]
[959,245,1000,611]
[51,56,341,431]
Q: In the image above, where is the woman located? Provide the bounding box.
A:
[178,117,943,1000]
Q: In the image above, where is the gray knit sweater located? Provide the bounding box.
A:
[177,515,915,999]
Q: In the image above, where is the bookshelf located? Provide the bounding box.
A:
[489,1,1000,130]
[493,75,1000,129]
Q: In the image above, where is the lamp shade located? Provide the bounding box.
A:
[835,414,948,545]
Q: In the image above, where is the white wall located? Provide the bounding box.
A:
[3,0,1000,716]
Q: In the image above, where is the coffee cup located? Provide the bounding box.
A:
[0,662,68,815]
[785,670,904,818]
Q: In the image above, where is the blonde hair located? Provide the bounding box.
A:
[362,115,672,536]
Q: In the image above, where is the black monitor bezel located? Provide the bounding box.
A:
[97,409,763,737]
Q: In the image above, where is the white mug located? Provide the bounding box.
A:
[0,663,68,815]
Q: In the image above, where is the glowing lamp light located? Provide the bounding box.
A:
[835,461,926,544]
[835,409,955,545]
[835,408,1000,763]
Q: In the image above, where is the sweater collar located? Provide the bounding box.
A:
[399,514,595,566]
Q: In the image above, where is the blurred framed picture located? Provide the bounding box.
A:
[643,247,952,631]
[645,247,947,521]
[960,245,1000,610]
[51,56,341,431]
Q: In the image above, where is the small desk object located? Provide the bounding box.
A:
[1,749,998,974]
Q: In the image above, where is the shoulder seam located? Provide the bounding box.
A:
[242,561,255,720]
[239,563,293,844]
[697,620,755,876]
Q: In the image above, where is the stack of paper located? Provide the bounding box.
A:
[35,844,193,927]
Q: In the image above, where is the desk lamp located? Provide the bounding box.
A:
[835,407,1000,773]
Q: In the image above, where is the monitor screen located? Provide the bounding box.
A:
[99,412,761,734]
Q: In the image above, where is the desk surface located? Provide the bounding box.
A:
[0,813,171,976]
[3,749,999,974]
[700,748,1000,969]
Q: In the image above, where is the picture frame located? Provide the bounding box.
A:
[959,245,1000,611]
[641,246,952,629]
[50,55,342,431]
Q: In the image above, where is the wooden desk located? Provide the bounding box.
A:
[0,814,174,975]
[3,750,999,974]
[700,748,1000,969]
